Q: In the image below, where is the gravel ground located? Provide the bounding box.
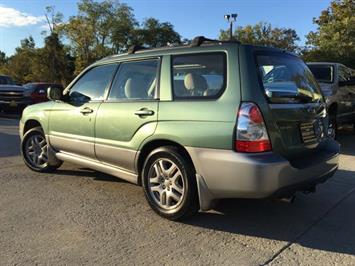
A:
[0,117,354,265]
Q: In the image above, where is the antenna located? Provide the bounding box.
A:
[224,13,238,41]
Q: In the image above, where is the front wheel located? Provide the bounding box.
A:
[142,146,199,220]
[21,127,62,172]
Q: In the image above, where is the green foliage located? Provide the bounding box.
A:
[0,51,7,66]
[0,36,37,83]
[0,35,73,85]
[136,18,181,47]
[32,33,74,85]
[59,0,181,74]
[302,0,355,68]
[219,22,300,52]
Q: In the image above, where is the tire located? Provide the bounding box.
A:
[142,146,199,220]
[21,126,62,172]
[328,114,337,140]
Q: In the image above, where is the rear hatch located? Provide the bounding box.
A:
[240,46,329,162]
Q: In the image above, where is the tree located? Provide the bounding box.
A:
[32,34,74,85]
[36,6,74,85]
[60,0,138,73]
[219,22,300,52]
[0,51,7,66]
[110,4,138,53]
[302,0,355,68]
[136,18,181,48]
[1,36,37,83]
[42,5,64,35]
[60,0,181,74]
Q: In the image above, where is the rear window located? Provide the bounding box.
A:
[257,53,322,104]
[172,53,226,99]
[307,64,333,83]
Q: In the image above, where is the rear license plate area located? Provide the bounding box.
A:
[300,121,317,144]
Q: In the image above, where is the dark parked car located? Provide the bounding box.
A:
[23,83,64,104]
[307,62,355,138]
[0,75,28,113]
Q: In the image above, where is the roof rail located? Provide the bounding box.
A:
[127,45,147,54]
[190,36,218,47]
[190,36,241,47]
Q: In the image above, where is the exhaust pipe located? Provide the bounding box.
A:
[278,195,296,204]
[303,186,316,194]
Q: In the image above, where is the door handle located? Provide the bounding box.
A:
[134,109,154,116]
[80,107,94,114]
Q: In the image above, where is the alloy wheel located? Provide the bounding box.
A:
[147,158,185,210]
[25,134,48,167]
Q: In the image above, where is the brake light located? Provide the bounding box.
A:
[235,102,272,153]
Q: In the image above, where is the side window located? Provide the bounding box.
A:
[338,65,351,82]
[172,53,226,99]
[108,59,159,101]
[69,64,117,103]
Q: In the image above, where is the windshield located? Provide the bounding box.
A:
[257,53,322,104]
[307,64,333,83]
[0,75,15,85]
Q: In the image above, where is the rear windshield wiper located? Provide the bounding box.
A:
[266,89,315,103]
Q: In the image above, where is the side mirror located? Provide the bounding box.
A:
[47,87,62,101]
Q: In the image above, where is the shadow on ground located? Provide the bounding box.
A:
[0,132,20,158]
[55,168,125,183]
[184,168,355,257]
[337,130,355,156]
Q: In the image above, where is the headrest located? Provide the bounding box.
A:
[124,77,147,99]
[184,73,208,92]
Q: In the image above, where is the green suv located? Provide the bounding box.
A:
[20,37,339,220]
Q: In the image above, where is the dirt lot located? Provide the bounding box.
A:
[0,116,355,265]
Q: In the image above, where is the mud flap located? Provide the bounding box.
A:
[196,174,215,211]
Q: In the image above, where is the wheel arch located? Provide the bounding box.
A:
[23,119,43,134]
[136,139,195,186]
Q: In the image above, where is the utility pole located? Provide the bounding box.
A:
[224,14,238,41]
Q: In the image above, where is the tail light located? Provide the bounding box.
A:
[235,102,272,152]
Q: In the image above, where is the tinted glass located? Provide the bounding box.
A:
[307,65,333,83]
[69,64,117,102]
[108,59,158,100]
[172,53,226,99]
[0,76,14,85]
[257,53,322,103]
[338,65,352,82]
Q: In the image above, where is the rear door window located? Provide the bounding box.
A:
[108,59,159,101]
[257,53,322,103]
[172,53,226,99]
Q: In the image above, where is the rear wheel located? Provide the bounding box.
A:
[142,146,199,220]
[328,114,337,139]
[21,127,62,172]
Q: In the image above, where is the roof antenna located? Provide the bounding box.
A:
[224,13,238,41]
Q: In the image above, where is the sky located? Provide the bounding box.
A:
[0,0,332,56]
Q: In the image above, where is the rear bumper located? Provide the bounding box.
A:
[186,139,339,210]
